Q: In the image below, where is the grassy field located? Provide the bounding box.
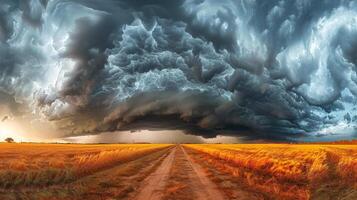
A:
[0,143,356,200]
[184,144,357,200]
[0,143,171,188]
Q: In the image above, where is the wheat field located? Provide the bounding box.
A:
[184,144,357,199]
[0,143,356,199]
[0,143,171,188]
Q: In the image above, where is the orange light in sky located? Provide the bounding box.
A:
[0,121,23,141]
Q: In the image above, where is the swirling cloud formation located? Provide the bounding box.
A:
[0,0,356,140]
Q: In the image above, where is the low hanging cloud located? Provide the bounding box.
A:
[0,0,357,140]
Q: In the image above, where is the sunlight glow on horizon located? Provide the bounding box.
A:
[0,122,23,141]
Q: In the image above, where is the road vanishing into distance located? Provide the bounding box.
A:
[132,145,226,200]
[2,143,355,200]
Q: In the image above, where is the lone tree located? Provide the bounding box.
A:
[4,137,14,143]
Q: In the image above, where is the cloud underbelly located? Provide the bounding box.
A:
[0,0,356,140]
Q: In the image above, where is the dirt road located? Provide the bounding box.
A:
[132,146,177,200]
[132,145,226,200]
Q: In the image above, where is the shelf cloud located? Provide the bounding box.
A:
[0,0,357,140]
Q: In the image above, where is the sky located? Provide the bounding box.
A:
[0,0,357,143]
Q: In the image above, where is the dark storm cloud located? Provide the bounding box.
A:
[0,91,23,116]
[0,0,357,140]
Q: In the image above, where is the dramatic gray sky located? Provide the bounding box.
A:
[0,0,357,142]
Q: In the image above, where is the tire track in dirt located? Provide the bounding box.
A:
[132,145,225,200]
[180,145,226,200]
[183,146,266,200]
[132,146,177,200]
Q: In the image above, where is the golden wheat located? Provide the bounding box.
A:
[184,144,357,200]
[0,143,171,188]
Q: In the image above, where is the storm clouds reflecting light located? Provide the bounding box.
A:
[0,0,357,141]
